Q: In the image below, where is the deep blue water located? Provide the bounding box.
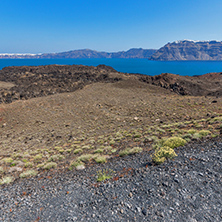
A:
[0,58,222,76]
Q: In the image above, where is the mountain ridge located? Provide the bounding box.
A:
[150,40,222,60]
[0,48,157,59]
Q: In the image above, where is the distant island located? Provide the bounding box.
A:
[1,40,222,60]
[150,40,222,60]
[0,48,156,59]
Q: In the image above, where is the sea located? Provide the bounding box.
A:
[0,58,222,76]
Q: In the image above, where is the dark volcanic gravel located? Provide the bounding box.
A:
[0,138,221,222]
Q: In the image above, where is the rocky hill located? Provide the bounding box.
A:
[150,40,222,60]
[0,64,222,104]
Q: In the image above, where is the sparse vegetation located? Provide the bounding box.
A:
[0,65,221,179]
[69,160,85,170]
[19,170,38,178]
[48,154,64,162]
[43,162,57,170]
[77,154,93,162]
[0,176,14,185]
[96,169,115,182]
[1,158,14,164]
[94,155,107,163]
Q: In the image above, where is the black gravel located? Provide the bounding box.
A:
[0,138,222,222]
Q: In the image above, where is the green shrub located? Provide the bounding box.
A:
[20,170,37,178]
[0,167,4,173]
[187,129,197,135]
[109,140,115,145]
[163,137,186,149]
[22,159,29,163]
[152,146,177,164]
[24,162,33,168]
[109,148,117,154]
[48,154,64,162]
[36,163,45,168]
[73,148,83,154]
[82,145,90,149]
[119,147,143,157]
[43,162,57,170]
[199,130,211,137]
[134,133,142,138]
[119,148,130,157]
[129,147,143,154]
[69,160,85,170]
[97,169,115,182]
[94,155,107,163]
[192,133,202,139]
[1,157,14,164]
[209,116,222,124]
[94,148,104,154]
[0,176,14,185]
[33,154,43,161]
[77,154,93,162]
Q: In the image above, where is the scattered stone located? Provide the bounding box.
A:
[76,165,85,170]
[142,208,147,216]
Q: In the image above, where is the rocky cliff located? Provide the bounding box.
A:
[150,40,222,60]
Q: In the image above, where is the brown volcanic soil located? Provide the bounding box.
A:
[0,64,222,181]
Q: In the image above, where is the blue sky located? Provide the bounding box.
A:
[1,0,222,53]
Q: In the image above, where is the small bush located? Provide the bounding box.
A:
[152,146,177,164]
[1,157,14,164]
[0,176,14,185]
[187,129,197,135]
[69,160,82,170]
[77,154,93,162]
[109,148,117,154]
[0,167,4,173]
[192,133,202,139]
[36,163,45,168]
[94,155,107,163]
[33,154,43,161]
[163,137,186,149]
[20,170,37,178]
[129,147,143,154]
[109,140,115,145]
[94,149,104,154]
[73,148,83,154]
[134,133,142,138]
[97,169,115,182]
[119,147,143,157]
[43,162,57,170]
[119,148,130,157]
[82,145,90,149]
[22,159,29,163]
[48,154,64,162]
[199,130,211,137]
[24,162,33,168]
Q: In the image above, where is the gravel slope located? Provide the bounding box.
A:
[0,138,221,222]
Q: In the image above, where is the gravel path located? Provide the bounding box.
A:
[0,138,221,222]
